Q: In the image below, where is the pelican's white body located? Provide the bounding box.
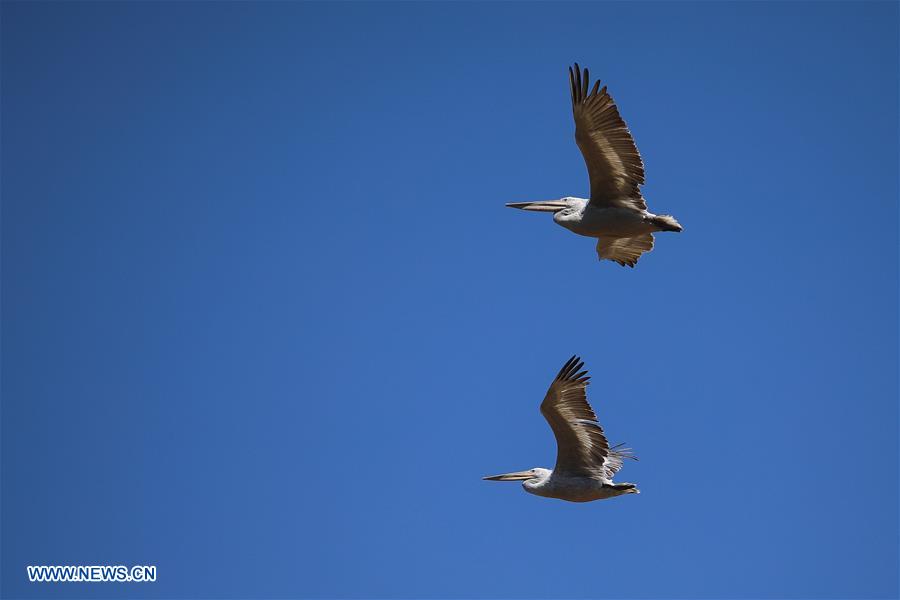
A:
[522,468,639,503]
[552,197,658,239]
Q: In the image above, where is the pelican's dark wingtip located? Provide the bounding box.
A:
[556,355,588,383]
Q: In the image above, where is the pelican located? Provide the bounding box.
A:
[483,356,639,503]
[507,64,682,267]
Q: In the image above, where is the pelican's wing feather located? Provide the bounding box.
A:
[569,64,646,210]
[540,356,627,480]
[596,233,654,268]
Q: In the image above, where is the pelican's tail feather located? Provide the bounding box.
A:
[612,482,640,494]
[651,214,683,232]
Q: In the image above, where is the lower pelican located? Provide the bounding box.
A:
[484,356,638,503]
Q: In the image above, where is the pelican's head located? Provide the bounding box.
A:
[483,468,551,484]
[506,197,587,225]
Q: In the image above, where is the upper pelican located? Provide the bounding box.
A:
[484,356,638,503]
[507,64,682,267]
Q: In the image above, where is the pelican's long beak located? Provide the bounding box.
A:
[506,200,567,213]
[483,470,533,481]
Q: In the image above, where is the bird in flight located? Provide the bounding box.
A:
[483,356,639,502]
[507,64,682,267]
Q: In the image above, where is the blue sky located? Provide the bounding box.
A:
[2,2,897,598]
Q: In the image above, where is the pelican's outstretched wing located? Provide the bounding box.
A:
[569,64,646,210]
[596,233,654,268]
[540,356,634,480]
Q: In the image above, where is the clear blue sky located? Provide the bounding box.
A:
[2,2,897,598]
